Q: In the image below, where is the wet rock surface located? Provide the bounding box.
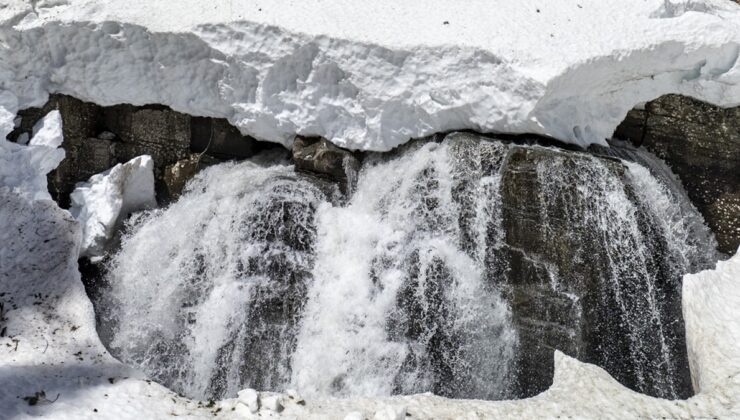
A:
[162,154,221,200]
[497,144,692,399]
[292,136,362,195]
[614,94,740,255]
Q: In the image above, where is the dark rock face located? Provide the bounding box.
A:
[191,117,261,160]
[8,94,272,206]
[614,94,740,254]
[162,154,222,200]
[292,136,361,195]
[498,145,692,399]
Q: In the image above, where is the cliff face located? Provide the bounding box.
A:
[614,95,740,255]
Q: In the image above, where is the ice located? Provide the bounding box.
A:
[69,155,156,259]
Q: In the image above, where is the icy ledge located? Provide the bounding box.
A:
[1,0,740,151]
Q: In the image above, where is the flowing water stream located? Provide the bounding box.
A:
[95,134,719,401]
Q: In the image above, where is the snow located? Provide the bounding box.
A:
[683,245,740,393]
[0,109,65,201]
[237,388,260,413]
[0,0,739,151]
[69,155,156,259]
[29,110,63,148]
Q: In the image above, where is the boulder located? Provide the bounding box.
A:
[162,154,220,201]
[292,136,361,195]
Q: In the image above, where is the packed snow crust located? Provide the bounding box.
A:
[70,155,156,259]
[0,0,739,151]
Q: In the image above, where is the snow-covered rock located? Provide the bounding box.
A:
[0,0,739,151]
[70,155,156,259]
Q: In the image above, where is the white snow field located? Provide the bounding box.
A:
[0,0,740,151]
[2,0,740,418]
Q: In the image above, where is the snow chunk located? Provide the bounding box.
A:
[372,405,406,420]
[343,412,365,420]
[237,388,260,413]
[70,155,156,259]
[29,110,63,148]
[262,395,285,413]
[0,107,65,201]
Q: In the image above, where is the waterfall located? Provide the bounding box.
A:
[99,157,335,399]
[290,140,516,400]
[96,134,718,402]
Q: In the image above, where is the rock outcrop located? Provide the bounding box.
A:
[292,136,362,195]
[614,94,740,255]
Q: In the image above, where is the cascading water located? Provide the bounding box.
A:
[290,139,516,400]
[95,133,719,402]
[99,156,337,399]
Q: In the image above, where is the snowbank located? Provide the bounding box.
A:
[0,0,739,151]
[70,155,156,259]
[684,245,740,394]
